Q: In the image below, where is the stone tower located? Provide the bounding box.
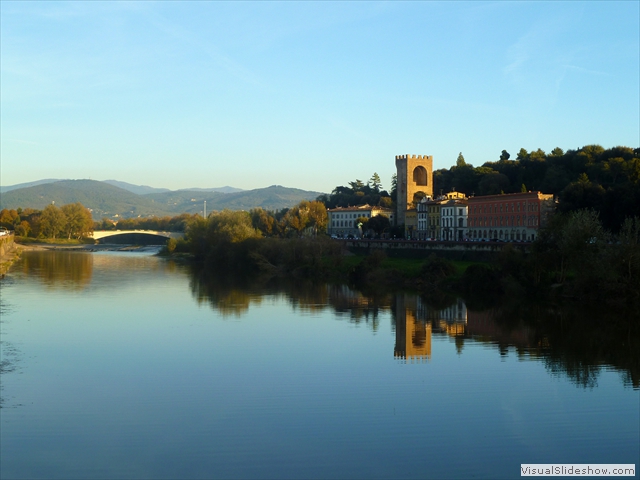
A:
[395,154,433,226]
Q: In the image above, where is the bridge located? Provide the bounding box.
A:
[91,230,184,241]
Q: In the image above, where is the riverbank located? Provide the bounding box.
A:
[0,238,46,277]
[175,232,640,310]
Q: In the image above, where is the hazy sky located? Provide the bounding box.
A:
[1,1,638,193]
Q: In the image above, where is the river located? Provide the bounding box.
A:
[1,250,638,479]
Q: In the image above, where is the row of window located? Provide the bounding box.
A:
[469,229,535,241]
[331,212,371,219]
[470,202,539,214]
[418,202,541,215]
[470,216,539,227]
[332,220,357,228]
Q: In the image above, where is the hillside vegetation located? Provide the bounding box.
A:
[434,145,639,231]
[0,180,323,219]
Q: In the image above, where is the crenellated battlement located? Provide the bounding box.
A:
[395,154,433,161]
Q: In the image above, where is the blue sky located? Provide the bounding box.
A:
[1,1,638,193]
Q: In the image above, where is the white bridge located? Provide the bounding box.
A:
[91,230,184,241]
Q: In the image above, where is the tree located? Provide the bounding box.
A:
[365,214,391,236]
[208,210,262,243]
[456,152,466,167]
[281,202,311,236]
[307,200,328,236]
[603,157,626,184]
[550,147,564,157]
[369,173,382,193]
[558,175,606,214]
[166,237,178,254]
[390,173,397,203]
[615,216,640,298]
[15,220,31,237]
[500,150,510,161]
[40,204,67,239]
[516,148,529,161]
[61,203,93,239]
[412,191,427,207]
[348,179,365,192]
[379,196,393,208]
[250,208,277,236]
[478,173,510,195]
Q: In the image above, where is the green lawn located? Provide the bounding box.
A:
[344,254,487,278]
[15,236,95,245]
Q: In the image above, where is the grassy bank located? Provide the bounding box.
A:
[15,236,96,245]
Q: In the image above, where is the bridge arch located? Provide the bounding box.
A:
[91,230,184,245]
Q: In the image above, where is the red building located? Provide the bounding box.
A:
[467,192,555,242]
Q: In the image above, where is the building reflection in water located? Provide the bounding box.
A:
[394,295,468,362]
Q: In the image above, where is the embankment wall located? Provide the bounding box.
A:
[344,239,528,262]
[0,234,15,258]
[0,234,17,276]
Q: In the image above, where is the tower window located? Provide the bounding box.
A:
[413,166,428,186]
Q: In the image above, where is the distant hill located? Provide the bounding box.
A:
[209,185,323,211]
[0,180,325,219]
[0,178,65,193]
[144,185,323,213]
[176,186,244,194]
[103,180,171,195]
[1,179,241,195]
[0,180,172,218]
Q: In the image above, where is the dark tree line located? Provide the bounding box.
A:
[317,172,393,209]
[433,145,639,231]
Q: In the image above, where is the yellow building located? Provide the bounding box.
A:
[404,209,418,239]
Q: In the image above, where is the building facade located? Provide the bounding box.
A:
[467,192,555,242]
[440,198,468,241]
[416,197,440,240]
[405,209,418,239]
[327,205,394,238]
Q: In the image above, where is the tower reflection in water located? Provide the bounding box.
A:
[394,295,467,362]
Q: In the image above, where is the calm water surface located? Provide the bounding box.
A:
[1,250,638,479]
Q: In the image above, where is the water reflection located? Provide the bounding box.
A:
[0,280,20,408]
[394,294,433,361]
[19,251,93,290]
[2,251,638,479]
[190,268,639,389]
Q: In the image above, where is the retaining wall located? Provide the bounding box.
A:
[343,239,529,262]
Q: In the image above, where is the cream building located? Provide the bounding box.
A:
[327,205,394,238]
[440,197,468,241]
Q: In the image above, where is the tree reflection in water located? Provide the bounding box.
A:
[19,251,93,290]
[189,265,639,389]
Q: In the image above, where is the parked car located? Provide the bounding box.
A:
[0,227,10,236]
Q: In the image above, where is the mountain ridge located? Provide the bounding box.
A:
[1,178,244,195]
[0,179,324,219]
